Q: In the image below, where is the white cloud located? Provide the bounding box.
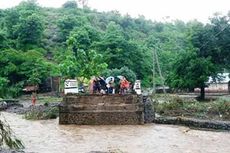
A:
[88,0,230,22]
[0,0,229,22]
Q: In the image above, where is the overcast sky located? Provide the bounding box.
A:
[0,0,229,23]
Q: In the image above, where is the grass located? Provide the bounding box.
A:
[154,94,230,121]
[24,106,59,120]
[17,94,61,120]
[37,96,62,104]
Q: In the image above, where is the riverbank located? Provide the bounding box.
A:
[1,94,230,131]
[1,95,62,120]
[154,94,230,121]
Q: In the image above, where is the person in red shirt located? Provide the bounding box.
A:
[31,92,37,106]
[120,76,129,94]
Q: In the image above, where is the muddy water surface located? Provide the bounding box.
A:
[2,112,230,153]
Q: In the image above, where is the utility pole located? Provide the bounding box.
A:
[152,48,156,94]
[154,48,166,93]
[152,46,166,94]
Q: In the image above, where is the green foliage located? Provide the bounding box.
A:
[0,49,55,97]
[58,50,78,79]
[57,15,86,41]
[76,49,108,79]
[167,51,215,89]
[37,96,62,103]
[0,49,25,85]
[4,9,20,39]
[62,1,78,9]
[4,0,43,50]
[155,95,230,120]
[19,50,51,85]
[166,50,215,99]
[0,1,230,98]
[17,13,44,49]
[0,118,24,149]
[57,26,108,81]
[0,77,9,98]
[166,15,230,99]
[24,106,59,120]
[0,31,9,49]
[58,48,107,80]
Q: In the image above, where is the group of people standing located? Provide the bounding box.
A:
[89,76,130,94]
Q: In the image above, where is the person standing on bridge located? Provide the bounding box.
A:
[89,76,95,94]
[120,76,130,94]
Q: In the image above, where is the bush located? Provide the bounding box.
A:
[154,94,230,120]
[0,77,8,98]
[0,118,24,150]
[209,98,230,119]
[24,106,59,120]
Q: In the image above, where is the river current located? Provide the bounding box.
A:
[1,112,230,153]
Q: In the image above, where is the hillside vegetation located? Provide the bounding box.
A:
[0,0,229,99]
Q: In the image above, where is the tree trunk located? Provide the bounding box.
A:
[200,85,205,100]
[228,81,230,94]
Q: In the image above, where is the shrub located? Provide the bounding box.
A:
[0,118,24,149]
[154,94,230,120]
[24,106,59,120]
[0,77,8,98]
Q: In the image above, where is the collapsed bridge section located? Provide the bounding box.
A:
[59,94,145,125]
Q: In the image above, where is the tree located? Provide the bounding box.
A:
[57,29,108,82]
[1,0,229,95]
[58,49,107,82]
[58,49,78,79]
[67,25,102,55]
[76,49,107,80]
[96,22,132,68]
[0,49,25,85]
[62,1,78,9]
[4,9,20,39]
[17,13,44,49]
[0,77,9,98]
[19,50,53,86]
[4,0,42,50]
[68,27,91,53]
[16,0,39,12]
[166,51,215,100]
[0,30,9,49]
[0,49,55,97]
[57,15,84,41]
[209,14,230,68]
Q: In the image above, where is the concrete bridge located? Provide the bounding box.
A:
[59,94,153,125]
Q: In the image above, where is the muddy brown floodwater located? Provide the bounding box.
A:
[1,112,230,153]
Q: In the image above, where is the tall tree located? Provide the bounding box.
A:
[166,50,215,100]
[17,14,44,49]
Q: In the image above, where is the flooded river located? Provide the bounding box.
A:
[1,112,230,153]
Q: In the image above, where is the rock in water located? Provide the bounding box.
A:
[143,96,155,123]
[0,101,7,110]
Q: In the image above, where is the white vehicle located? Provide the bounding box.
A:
[64,79,78,94]
[133,80,141,95]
